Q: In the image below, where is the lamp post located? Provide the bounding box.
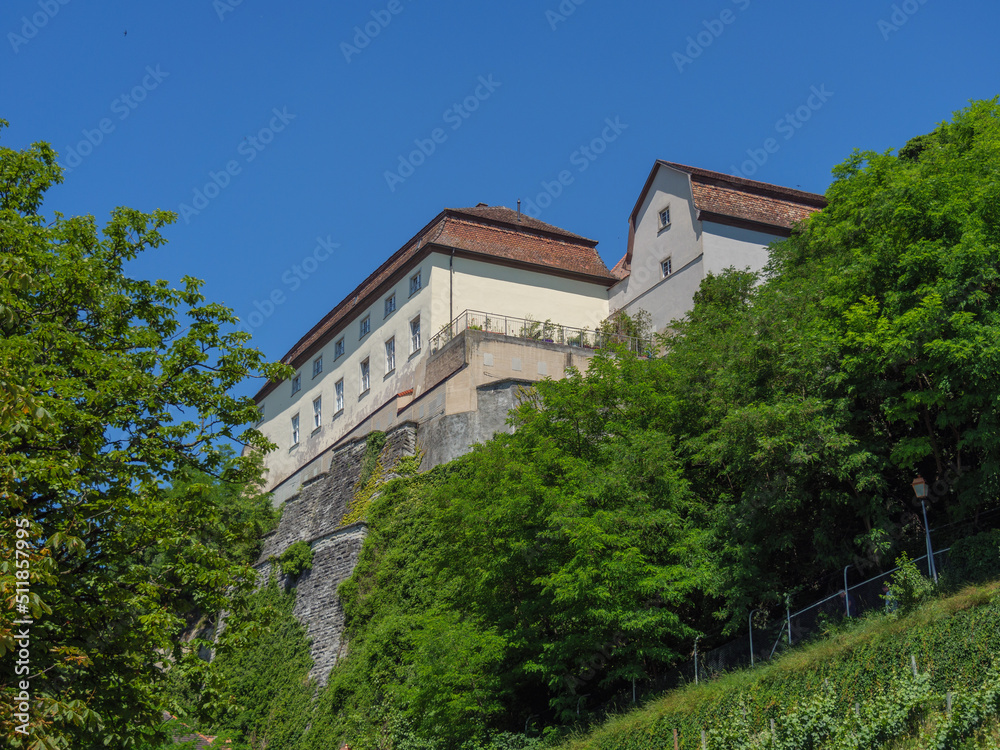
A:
[912,475,938,583]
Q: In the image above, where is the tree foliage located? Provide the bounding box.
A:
[311,99,1000,746]
[0,122,288,748]
[661,98,1000,622]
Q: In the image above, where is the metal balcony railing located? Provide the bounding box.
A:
[428,310,655,356]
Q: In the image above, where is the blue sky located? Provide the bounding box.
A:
[3,0,997,401]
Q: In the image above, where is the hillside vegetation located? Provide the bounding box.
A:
[558,579,1000,750]
[149,99,1000,749]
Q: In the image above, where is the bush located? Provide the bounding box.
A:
[943,529,1000,588]
[277,540,314,578]
[888,553,935,613]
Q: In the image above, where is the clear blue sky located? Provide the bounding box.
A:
[3,0,997,401]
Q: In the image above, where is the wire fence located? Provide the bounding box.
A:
[690,507,1000,684]
[614,507,1000,707]
[428,309,655,356]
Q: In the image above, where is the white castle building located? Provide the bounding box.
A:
[253,163,825,501]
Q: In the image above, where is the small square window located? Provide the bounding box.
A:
[360,316,370,339]
[312,356,323,378]
[312,397,322,430]
[334,338,345,359]
[410,317,421,354]
[409,271,422,296]
[291,374,301,394]
[384,293,396,317]
[658,206,671,229]
[661,258,673,278]
[291,414,300,445]
[335,379,344,413]
[385,337,396,373]
[360,358,370,393]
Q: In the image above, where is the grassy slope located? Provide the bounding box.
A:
[558,581,1000,749]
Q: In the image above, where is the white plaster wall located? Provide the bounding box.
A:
[449,255,610,332]
[619,165,703,310]
[257,259,434,491]
[701,221,779,277]
[615,255,706,331]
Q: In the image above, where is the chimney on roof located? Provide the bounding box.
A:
[517,199,521,222]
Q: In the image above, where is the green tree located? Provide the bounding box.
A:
[321,347,712,746]
[0,122,289,748]
[661,98,1000,625]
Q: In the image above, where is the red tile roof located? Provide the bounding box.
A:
[661,161,826,231]
[610,253,630,279]
[254,206,613,401]
[619,161,826,276]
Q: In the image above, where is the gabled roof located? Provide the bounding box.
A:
[254,206,613,401]
[619,160,826,274]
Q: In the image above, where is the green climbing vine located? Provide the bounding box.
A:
[340,432,422,528]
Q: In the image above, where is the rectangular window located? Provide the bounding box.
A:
[335,379,344,413]
[384,293,396,317]
[409,271,422,296]
[659,206,671,229]
[360,358,370,393]
[360,315,370,338]
[312,397,322,430]
[291,374,301,394]
[312,356,323,378]
[334,337,345,359]
[255,402,264,425]
[410,316,421,354]
[661,258,673,278]
[385,337,395,373]
[291,414,300,445]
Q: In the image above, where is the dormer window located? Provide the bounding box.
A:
[658,206,671,229]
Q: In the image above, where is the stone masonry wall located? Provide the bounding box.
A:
[254,422,417,684]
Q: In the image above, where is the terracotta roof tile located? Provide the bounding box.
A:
[690,181,821,230]
[657,161,826,232]
[448,205,596,243]
[610,253,629,280]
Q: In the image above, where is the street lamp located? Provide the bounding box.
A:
[912,475,938,583]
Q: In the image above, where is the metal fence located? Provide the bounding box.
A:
[428,309,655,356]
